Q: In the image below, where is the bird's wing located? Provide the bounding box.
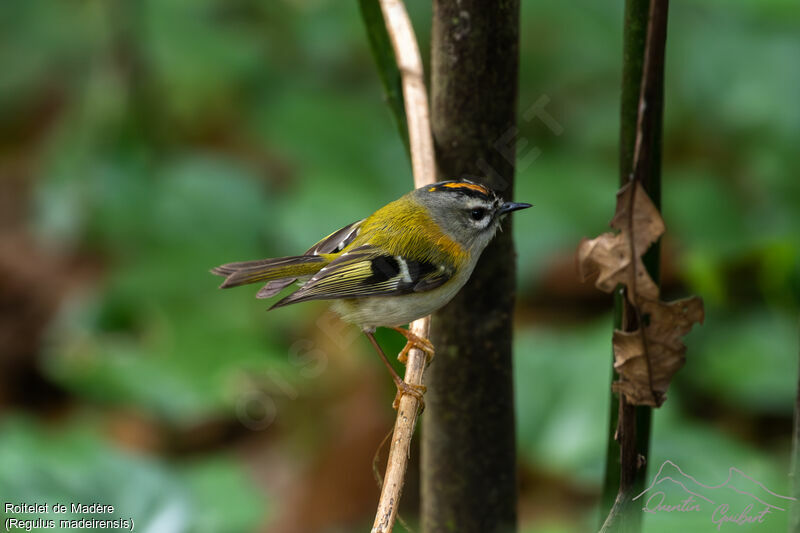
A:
[270,245,454,308]
[256,219,364,298]
[306,219,365,254]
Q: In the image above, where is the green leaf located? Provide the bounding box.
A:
[357,0,410,155]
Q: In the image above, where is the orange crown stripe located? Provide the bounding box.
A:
[440,182,490,194]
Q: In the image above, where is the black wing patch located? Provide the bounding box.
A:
[363,255,442,291]
[364,256,401,284]
[270,250,453,308]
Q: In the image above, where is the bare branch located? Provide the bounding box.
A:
[370,0,436,531]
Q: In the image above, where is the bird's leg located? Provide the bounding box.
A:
[391,326,435,365]
[364,331,426,411]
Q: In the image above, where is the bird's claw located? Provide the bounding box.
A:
[393,328,435,365]
[392,381,427,411]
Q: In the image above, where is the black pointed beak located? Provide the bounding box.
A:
[498,201,532,215]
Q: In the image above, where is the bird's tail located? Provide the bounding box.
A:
[211,255,329,291]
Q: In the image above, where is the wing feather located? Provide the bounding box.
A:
[255,219,364,299]
[271,246,453,308]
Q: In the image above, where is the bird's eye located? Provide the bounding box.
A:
[470,208,487,221]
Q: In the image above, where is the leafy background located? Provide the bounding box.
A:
[0,0,798,531]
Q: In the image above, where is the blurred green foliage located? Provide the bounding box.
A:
[1,0,798,531]
[0,417,264,532]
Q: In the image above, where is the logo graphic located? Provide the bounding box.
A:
[633,460,796,530]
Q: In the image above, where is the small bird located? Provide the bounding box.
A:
[212,179,530,408]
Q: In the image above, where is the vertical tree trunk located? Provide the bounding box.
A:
[421,2,520,532]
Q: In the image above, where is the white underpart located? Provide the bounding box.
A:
[395,255,413,283]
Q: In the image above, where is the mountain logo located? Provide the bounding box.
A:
[633,460,796,529]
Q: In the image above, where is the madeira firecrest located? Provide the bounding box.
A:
[212,180,531,407]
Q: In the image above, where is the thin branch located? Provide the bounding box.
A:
[370,0,436,531]
[601,0,669,530]
[630,0,670,188]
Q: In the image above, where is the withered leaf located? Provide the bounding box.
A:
[611,296,705,406]
[577,181,664,303]
[577,180,705,407]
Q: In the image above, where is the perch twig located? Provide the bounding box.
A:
[371,0,435,531]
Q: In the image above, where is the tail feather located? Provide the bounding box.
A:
[256,279,297,299]
[211,255,327,289]
[211,256,308,275]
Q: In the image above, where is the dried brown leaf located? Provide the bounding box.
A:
[577,181,664,302]
[577,180,704,407]
[611,296,705,406]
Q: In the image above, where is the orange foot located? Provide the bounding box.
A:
[392,327,435,365]
[393,381,427,411]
